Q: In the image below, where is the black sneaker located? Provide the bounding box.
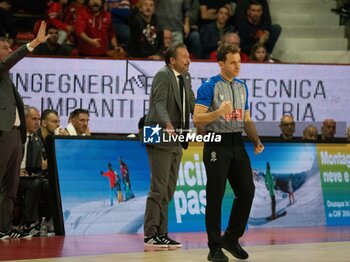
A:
[3,229,33,239]
[144,235,168,248]
[207,248,228,262]
[160,234,182,247]
[221,235,248,260]
[0,232,10,240]
[23,224,41,237]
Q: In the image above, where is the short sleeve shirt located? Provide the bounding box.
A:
[196,74,249,133]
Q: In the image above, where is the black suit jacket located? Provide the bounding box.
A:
[0,45,28,143]
[25,132,44,175]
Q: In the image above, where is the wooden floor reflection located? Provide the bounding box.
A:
[1,226,349,261]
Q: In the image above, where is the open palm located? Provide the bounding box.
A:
[36,21,50,43]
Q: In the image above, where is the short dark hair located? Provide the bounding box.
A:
[216,5,230,14]
[248,0,263,8]
[216,43,240,62]
[41,109,58,121]
[46,25,58,33]
[164,42,187,65]
[69,108,89,119]
[0,37,9,43]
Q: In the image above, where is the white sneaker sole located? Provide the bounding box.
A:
[144,243,168,248]
[168,243,182,248]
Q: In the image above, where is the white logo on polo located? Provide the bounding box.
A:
[210,151,217,162]
[219,94,224,101]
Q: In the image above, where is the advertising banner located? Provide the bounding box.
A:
[317,144,350,225]
[53,138,349,235]
[54,139,149,235]
[12,59,350,136]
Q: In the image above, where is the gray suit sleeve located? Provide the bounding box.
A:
[0,45,28,74]
[153,71,171,124]
[187,73,195,115]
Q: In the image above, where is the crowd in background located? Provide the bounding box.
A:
[0,0,282,62]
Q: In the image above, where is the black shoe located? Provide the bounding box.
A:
[23,224,41,237]
[144,235,168,248]
[221,235,249,260]
[0,232,10,240]
[207,248,228,262]
[2,229,33,239]
[160,234,182,247]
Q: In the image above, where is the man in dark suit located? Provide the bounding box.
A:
[18,106,47,236]
[0,21,49,239]
[143,43,195,248]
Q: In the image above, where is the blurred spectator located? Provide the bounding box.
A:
[186,0,201,59]
[105,0,131,48]
[237,0,281,55]
[128,0,163,59]
[155,0,190,44]
[233,0,270,29]
[160,28,172,58]
[63,0,87,27]
[302,124,318,141]
[75,0,121,56]
[208,32,249,62]
[249,42,274,63]
[279,115,295,141]
[63,0,87,45]
[200,5,235,58]
[33,26,72,56]
[199,0,232,25]
[46,0,74,44]
[163,28,172,48]
[66,109,91,136]
[0,0,17,46]
[320,119,336,141]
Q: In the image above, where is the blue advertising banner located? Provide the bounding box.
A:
[55,139,149,235]
[53,138,349,235]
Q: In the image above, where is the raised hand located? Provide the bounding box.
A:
[35,21,50,43]
[28,21,50,50]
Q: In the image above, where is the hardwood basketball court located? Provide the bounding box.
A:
[1,226,349,261]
